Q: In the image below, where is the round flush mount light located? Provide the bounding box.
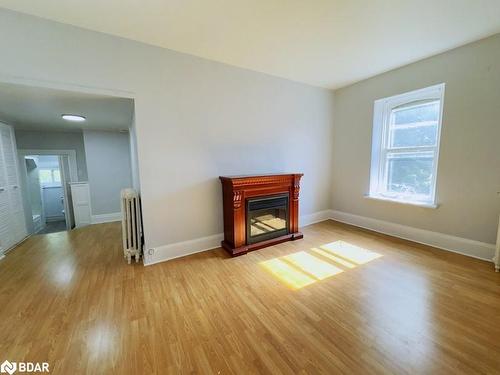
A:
[62,114,86,122]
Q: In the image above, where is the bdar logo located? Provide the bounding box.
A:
[0,360,16,375]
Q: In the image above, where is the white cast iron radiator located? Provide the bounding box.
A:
[121,188,143,264]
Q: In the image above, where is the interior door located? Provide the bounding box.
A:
[70,183,91,227]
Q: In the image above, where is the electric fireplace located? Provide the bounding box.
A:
[219,174,303,256]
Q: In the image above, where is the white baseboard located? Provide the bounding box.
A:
[144,209,495,266]
[330,210,495,262]
[91,212,122,224]
[145,233,224,266]
[144,210,331,266]
[300,210,334,227]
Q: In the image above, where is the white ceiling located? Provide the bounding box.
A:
[0,82,134,131]
[0,1,499,89]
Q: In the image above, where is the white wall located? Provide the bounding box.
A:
[0,9,334,263]
[83,130,132,216]
[15,129,88,181]
[128,112,141,192]
[332,34,500,245]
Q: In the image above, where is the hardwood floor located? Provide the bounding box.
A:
[1,220,499,374]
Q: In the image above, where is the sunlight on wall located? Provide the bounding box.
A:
[260,241,382,290]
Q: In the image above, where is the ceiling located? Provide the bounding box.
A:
[0,82,134,132]
[0,1,499,88]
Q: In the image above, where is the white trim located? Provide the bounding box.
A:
[144,233,224,266]
[300,210,334,227]
[364,194,439,209]
[330,210,495,262]
[91,212,122,224]
[144,210,333,266]
[369,83,445,207]
[18,149,78,182]
[494,215,500,272]
[0,73,136,99]
[143,209,495,266]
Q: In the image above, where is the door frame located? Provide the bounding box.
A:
[58,155,74,230]
[18,149,78,233]
[18,149,78,182]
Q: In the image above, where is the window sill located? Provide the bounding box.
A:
[364,194,439,209]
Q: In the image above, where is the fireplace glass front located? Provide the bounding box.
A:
[246,194,289,244]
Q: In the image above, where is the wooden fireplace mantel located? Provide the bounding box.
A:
[219,173,304,256]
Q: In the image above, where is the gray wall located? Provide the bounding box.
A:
[15,129,88,181]
[332,34,500,244]
[83,130,132,215]
[0,9,334,255]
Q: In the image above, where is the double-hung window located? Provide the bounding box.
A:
[368,83,445,207]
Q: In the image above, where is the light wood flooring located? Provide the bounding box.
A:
[0,220,499,374]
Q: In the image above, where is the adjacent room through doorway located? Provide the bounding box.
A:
[0,80,139,250]
[21,154,72,234]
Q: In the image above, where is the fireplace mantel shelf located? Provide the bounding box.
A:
[219,173,303,256]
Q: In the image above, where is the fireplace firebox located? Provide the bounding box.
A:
[219,174,303,256]
[247,194,289,244]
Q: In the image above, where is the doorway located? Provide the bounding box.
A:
[19,152,76,235]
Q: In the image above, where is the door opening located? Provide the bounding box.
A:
[23,154,72,234]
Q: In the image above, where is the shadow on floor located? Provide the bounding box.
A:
[37,220,67,234]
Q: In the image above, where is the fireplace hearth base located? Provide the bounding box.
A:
[221,232,304,256]
[219,174,303,256]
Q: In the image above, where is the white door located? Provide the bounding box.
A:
[70,183,91,227]
[0,123,27,254]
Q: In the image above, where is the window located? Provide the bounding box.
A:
[39,168,61,186]
[368,84,445,207]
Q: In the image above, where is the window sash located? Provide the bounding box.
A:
[369,84,445,205]
[378,150,437,199]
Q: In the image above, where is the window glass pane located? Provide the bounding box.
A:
[39,169,52,184]
[390,124,438,148]
[393,100,439,124]
[53,170,61,183]
[386,152,434,198]
[389,101,440,148]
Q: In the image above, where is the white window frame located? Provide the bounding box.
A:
[368,83,445,208]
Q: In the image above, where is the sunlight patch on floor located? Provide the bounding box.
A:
[310,247,356,269]
[260,241,382,290]
[283,251,343,280]
[320,240,382,265]
[260,258,316,289]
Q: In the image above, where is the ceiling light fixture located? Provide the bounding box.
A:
[62,114,86,122]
